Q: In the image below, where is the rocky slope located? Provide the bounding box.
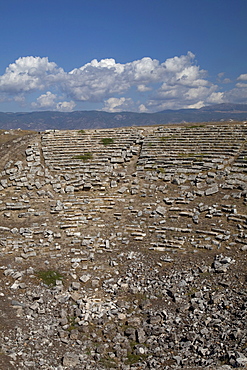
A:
[0,122,246,369]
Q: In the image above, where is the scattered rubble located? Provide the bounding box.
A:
[0,122,246,369]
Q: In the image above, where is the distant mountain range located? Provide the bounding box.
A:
[0,103,247,131]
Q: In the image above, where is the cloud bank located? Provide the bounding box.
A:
[0,53,246,112]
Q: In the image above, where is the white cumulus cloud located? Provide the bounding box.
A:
[56,100,76,112]
[222,72,247,103]
[137,84,152,92]
[0,56,64,95]
[0,53,247,112]
[217,72,231,84]
[32,91,57,109]
[102,97,136,112]
[32,91,76,112]
[224,85,247,103]
[237,74,247,81]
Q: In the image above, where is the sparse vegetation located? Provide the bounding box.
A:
[36,270,63,286]
[67,316,77,331]
[73,152,93,161]
[125,352,147,365]
[125,341,148,365]
[194,153,205,161]
[100,356,117,368]
[186,125,205,129]
[159,136,171,142]
[177,152,195,158]
[101,137,114,146]
[78,129,86,134]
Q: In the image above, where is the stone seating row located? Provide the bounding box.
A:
[41,129,142,174]
[38,124,247,189]
[136,124,246,176]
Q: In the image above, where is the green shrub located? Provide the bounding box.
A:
[159,136,171,142]
[73,152,93,161]
[101,137,114,145]
[186,125,205,129]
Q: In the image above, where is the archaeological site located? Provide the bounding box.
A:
[0,121,246,369]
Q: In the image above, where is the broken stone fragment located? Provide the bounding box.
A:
[62,352,80,367]
[156,205,166,216]
[205,185,219,195]
[65,185,74,193]
[0,179,8,188]
[213,254,235,272]
[118,186,128,193]
[83,183,92,190]
[79,274,91,283]
[71,282,80,290]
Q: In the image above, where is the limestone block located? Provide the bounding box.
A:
[110,157,124,163]
[205,185,219,196]
[156,205,166,216]
[65,185,75,193]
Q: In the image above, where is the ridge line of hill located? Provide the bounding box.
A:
[0,103,247,131]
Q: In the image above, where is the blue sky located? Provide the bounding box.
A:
[0,0,247,113]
